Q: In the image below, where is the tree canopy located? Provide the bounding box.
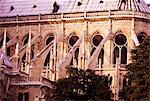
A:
[120,36,150,100]
[53,67,113,101]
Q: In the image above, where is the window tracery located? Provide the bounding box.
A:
[113,32,127,64]
[91,33,104,68]
[68,34,79,66]
[44,35,54,67]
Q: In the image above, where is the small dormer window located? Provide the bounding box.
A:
[10,6,14,11]
[99,0,103,3]
[33,5,37,8]
[77,2,82,6]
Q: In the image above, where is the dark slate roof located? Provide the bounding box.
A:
[0,0,150,17]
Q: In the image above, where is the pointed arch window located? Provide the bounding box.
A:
[23,35,29,45]
[44,52,51,66]
[21,50,34,70]
[22,53,26,70]
[68,35,79,66]
[91,34,104,68]
[21,34,34,70]
[23,34,34,58]
[137,32,146,44]
[0,36,11,56]
[46,36,54,45]
[44,35,54,67]
[113,32,127,64]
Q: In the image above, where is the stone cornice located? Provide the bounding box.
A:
[0,11,150,26]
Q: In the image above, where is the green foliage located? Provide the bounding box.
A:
[53,67,113,101]
[120,36,150,100]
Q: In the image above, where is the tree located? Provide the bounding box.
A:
[53,67,113,101]
[120,36,150,100]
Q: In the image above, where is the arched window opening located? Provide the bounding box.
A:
[91,34,104,68]
[21,49,34,69]
[0,36,11,56]
[115,34,127,45]
[23,35,29,45]
[69,35,79,47]
[113,33,127,64]
[90,47,96,56]
[44,52,50,66]
[75,48,79,65]
[0,36,10,47]
[113,47,119,64]
[68,35,79,66]
[99,48,104,65]
[46,36,54,45]
[92,35,103,46]
[121,46,127,64]
[22,53,26,69]
[31,49,34,59]
[137,32,146,44]
[44,35,56,69]
[69,48,79,66]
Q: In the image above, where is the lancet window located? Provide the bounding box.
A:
[68,34,79,67]
[113,32,127,64]
[21,34,34,69]
[0,36,11,56]
[137,32,146,44]
[44,35,54,67]
[90,33,104,68]
[23,35,29,45]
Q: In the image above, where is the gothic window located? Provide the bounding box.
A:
[69,35,79,47]
[22,34,34,66]
[113,32,127,64]
[24,92,29,101]
[46,36,54,45]
[22,50,34,69]
[137,32,146,44]
[44,52,50,66]
[121,46,127,64]
[113,47,119,64]
[31,49,34,59]
[44,35,54,67]
[23,35,29,45]
[68,35,79,66]
[18,92,23,101]
[22,53,26,69]
[18,92,29,101]
[91,34,104,68]
[0,36,11,56]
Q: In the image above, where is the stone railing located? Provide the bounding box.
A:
[41,66,55,80]
[10,75,30,84]
[94,64,127,71]
[0,11,149,23]
[10,71,53,88]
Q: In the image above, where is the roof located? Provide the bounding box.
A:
[0,0,150,17]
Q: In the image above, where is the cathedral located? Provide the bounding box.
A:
[0,0,150,100]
